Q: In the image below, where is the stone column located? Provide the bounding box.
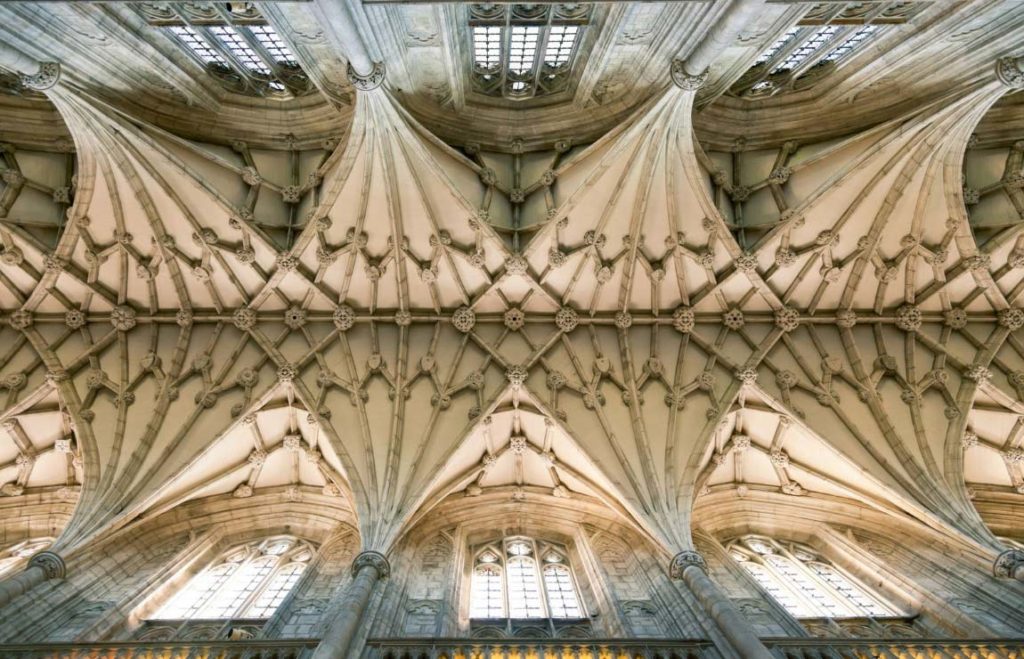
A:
[994,548,1024,582]
[670,551,773,659]
[311,550,390,659]
[0,551,65,610]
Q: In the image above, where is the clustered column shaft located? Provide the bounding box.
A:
[0,551,65,610]
[312,550,390,659]
[670,551,774,659]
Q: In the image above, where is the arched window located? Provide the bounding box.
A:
[728,536,899,619]
[0,537,53,577]
[150,537,313,620]
[469,536,584,620]
[470,563,504,618]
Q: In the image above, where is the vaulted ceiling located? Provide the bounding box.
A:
[0,0,1023,560]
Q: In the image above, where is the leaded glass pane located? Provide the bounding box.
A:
[470,564,505,618]
[153,562,237,619]
[243,563,305,618]
[508,26,540,75]
[209,26,271,75]
[544,25,578,67]
[822,26,877,62]
[808,562,893,617]
[170,26,226,65]
[150,538,311,621]
[734,536,901,619]
[755,28,799,65]
[198,554,275,618]
[542,564,581,618]
[507,556,544,617]
[764,554,847,617]
[740,559,814,618]
[473,26,502,70]
[772,26,839,73]
[248,25,297,64]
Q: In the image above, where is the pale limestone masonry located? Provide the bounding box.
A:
[0,2,1024,658]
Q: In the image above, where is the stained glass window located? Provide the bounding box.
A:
[150,537,312,620]
[469,536,584,620]
[730,536,899,619]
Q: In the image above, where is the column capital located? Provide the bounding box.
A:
[993,547,1024,579]
[20,62,61,91]
[351,549,390,579]
[27,550,65,580]
[347,61,386,92]
[670,59,708,91]
[669,550,707,579]
[996,56,1024,89]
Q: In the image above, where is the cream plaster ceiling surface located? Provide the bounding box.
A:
[0,0,1023,561]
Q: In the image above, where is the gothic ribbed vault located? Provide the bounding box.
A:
[0,0,1023,603]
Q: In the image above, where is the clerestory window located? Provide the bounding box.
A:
[150,536,312,620]
[470,536,583,619]
[731,1,929,98]
[728,536,900,619]
[468,3,591,100]
[136,2,311,98]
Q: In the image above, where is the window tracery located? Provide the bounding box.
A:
[469,536,583,620]
[149,537,313,621]
[0,538,53,577]
[728,536,899,619]
[731,1,927,98]
[468,3,591,100]
[137,2,311,98]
